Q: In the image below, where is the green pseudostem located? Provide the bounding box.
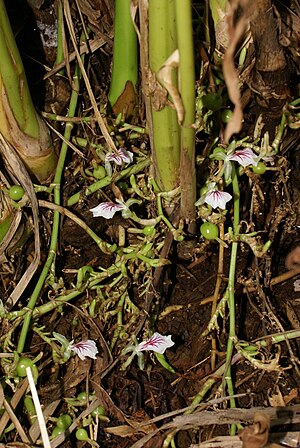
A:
[149,0,180,192]
[0,0,56,183]
[175,0,196,227]
[208,0,229,52]
[108,0,138,117]
[16,34,86,354]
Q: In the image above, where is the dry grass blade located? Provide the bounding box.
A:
[29,400,60,442]
[0,383,4,413]
[190,432,300,447]
[44,34,113,79]
[26,366,51,448]
[129,405,300,448]
[0,379,28,437]
[3,398,31,443]
[0,134,41,310]
[63,0,117,152]
[0,208,22,256]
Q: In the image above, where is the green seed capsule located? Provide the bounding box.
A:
[75,428,89,441]
[252,162,267,175]
[9,185,24,201]
[202,93,223,112]
[200,222,219,240]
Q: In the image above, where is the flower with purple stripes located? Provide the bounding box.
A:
[70,339,98,360]
[227,148,258,167]
[105,148,133,175]
[106,148,133,165]
[204,190,232,210]
[90,199,127,219]
[137,332,174,354]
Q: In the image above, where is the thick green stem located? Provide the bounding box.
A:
[17,54,83,353]
[208,0,229,50]
[149,0,180,191]
[0,0,56,183]
[108,0,138,116]
[0,0,38,138]
[175,0,196,226]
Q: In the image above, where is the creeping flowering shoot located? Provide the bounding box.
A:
[121,332,175,370]
[137,333,174,354]
[105,148,134,175]
[69,339,98,360]
[90,199,127,219]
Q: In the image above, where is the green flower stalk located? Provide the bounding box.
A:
[149,0,180,192]
[0,0,56,183]
[108,0,138,117]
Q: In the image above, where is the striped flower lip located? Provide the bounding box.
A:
[69,339,98,360]
[204,190,232,210]
[90,199,127,219]
[227,148,258,167]
[105,148,133,165]
[137,333,174,354]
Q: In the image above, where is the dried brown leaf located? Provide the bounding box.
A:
[239,412,270,448]
[0,135,41,310]
[286,246,300,269]
[223,1,250,143]
[158,49,184,124]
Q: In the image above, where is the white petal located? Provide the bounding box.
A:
[205,190,232,209]
[137,332,174,354]
[294,279,300,292]
[105,159,113,176]
[228,148,258,167]
[105,152,122,165]
[70,340,98,360]
[90,201,125,219]
[119,149,133,164]
[105,149,133,165]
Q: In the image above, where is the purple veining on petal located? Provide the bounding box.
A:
[90,201,126,218]
[137,332,174,354]
[228,148,257,167]
[205,190,232,209]
[70,339,98,360]
[106,149,133,165]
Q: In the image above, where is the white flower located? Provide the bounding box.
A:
[90,199,127,219]
[105,148,133,175]
[106,148,133,165]
[195,182,232,210]
[227,148,258,167]
[205,190,232,209]
[136,332,174,355]
[294,279,300,292]
[70,339,98,360]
